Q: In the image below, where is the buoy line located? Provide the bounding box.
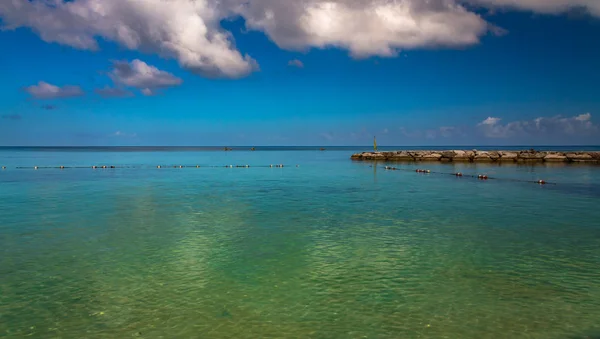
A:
[3,164,298,170]
[379,165,555,185]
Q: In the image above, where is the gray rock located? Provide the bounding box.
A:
[566,153,594,162]
[421,153,443,161]
[544,153,568,162]
[453,150,472,161]
[498,151,518,161]
[474,151,494,161]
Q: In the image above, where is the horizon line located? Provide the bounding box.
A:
[1,145,599,148]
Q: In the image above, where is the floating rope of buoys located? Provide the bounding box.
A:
[5,164,295,170]
[380,165,554,185]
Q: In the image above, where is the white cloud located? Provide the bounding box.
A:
[2,0,599,82]
[237,0,489,58]
[477,113,598,138]
[575,112,591,121]
[24,81,84,99]
[140,88,154,96]
[0,0,257,79]
[480,116,502,125]
[288,59,304,68]
[108,59,182,95]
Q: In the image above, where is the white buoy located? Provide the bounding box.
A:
[34,166,38,170]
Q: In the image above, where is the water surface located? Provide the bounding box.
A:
[1,148,600,338]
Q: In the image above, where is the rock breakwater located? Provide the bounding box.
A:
[351,150,600,163]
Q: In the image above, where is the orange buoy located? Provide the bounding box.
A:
[455,172,463,177]
[538,180,546,185]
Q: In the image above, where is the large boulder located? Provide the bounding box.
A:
[566,153,595,162]
[498,151,518,162]
[421,153,443,161]
[544,153,568,162]
[474,151,494,162]
[518,151,545,162]
[452,150,472,162]
[392,151,414,161]
[441,151,456,159]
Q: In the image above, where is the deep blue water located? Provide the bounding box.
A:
[1,147,599,338]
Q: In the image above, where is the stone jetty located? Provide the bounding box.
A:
[351,150,600,163]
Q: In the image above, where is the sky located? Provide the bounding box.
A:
[0,0,599,146]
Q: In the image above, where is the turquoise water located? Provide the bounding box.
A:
[1,148,600,339]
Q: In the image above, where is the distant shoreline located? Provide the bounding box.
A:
[351,150,600,163]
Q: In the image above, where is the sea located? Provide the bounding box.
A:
[1,146,600,339]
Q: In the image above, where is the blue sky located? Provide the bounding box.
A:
[0,0,599,146]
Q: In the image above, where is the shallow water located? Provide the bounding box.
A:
[1,148,600,339]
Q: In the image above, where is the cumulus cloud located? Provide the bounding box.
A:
[477,113,598,138]
[107,59,182,95]
[95,86,134,98]
[2,114,22,120]
[288,59,304,68]
[236,0,489,58]
[3,0,599,81]
[24,81,84,100]
[140,88,154,96]
[0,0,257,79]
